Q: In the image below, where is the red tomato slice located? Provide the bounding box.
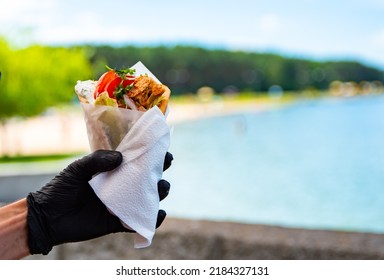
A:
[94,71,136,99]
[105,77,122,98]
[94,70,116,98]
[122,75,135,88]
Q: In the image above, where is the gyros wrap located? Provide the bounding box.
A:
[75,61,171,150]
[74,61,171,248]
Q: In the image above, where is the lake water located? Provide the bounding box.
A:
[163,94,384,233]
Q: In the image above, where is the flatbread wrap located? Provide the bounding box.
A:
[74,62,171,248]
[76,64,170,115]
[74,61,171,151]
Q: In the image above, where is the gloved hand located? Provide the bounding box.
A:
[26,149,173,255]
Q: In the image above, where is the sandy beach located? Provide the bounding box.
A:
[0,98,277,157]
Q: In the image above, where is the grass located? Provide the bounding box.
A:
[0,153,84,164]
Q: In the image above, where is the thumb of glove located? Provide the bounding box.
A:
[67,150,123,181]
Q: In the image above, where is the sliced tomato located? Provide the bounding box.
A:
[94,70,116,98]
[105,77,123,98]
[94,71,136,99]
[122,75,135,88]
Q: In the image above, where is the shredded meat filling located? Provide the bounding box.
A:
[127,75,166,110]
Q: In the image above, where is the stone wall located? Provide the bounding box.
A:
[26,218,384,260]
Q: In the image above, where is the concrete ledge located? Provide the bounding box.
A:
[26,218,384,260]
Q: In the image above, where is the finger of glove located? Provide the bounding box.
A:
[163,152,173,171]
[70,150,123,181]
[109,214,135,233]
[156,209,167,228]
[158,179,170,201]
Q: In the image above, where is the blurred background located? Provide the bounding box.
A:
[1,0,384,256]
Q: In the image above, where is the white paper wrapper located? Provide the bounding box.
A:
[81,103,144,151]
[90,106,170,248]
[75,62,170,248]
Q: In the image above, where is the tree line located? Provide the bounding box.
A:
[1,39,383,120]
[89,45,384,95]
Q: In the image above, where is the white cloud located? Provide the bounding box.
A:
[0,0,60,45]
[0,0,383,69]
[34,13,136,44]
[0,0,58,24]
[370,28,384,47]
[258,13,281,34]
[0,0,33,21]
[220,13,283,50]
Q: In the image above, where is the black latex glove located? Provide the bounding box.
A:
[27,149,173,255]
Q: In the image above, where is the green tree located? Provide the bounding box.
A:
[0,44,92,119]
[87,45,384,94]
[0,40,92,155]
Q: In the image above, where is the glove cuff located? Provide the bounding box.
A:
[26,194,53,255]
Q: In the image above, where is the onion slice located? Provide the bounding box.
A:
[123,95,138,110]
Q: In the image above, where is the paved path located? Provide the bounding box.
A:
[0,173,57,202]
[0,157,79,202]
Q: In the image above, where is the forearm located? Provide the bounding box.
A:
[0,198,30,259]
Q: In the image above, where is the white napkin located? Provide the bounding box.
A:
[89,106,170,248]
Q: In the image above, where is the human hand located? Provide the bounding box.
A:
[26,150,173,255]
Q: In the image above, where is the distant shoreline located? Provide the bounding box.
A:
[0,97,289,158]
[167,92,384,124]
[167,98,282,124]
[5,94,381,157]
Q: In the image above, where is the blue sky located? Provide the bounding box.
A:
[1,0,384,69]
